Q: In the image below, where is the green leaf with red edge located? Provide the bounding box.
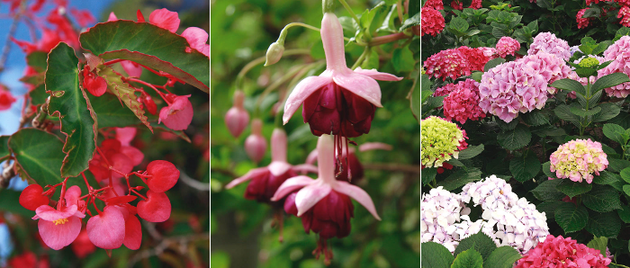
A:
[46,42,97,178]
[8,128,65,185]
[79,21,209,92]
[98,64,153,132]
[0,135,10,161]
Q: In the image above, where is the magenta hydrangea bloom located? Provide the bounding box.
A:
[550,139,608,184]
[598,36,630,97]
[442,79,486,124]
[457,46,495,71]
[515,235,611,268]
[528,32,571,61]
[619,6,630,27]
[577,8,593,29]
[495,36,520,58]
[433,83,458,97]
[424,0,444,10]
[424,48,470,81]
[421,7,445,37]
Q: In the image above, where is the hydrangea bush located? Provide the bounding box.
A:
[422,0,630,266]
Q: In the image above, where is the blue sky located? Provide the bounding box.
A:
[0,0,115,136]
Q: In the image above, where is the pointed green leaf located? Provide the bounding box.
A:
[509,153,540,182]
[585,211,621,238]
[497,125,531,151]
[89,93,141,128]
[587,236,608,257]
[484,58,505,72]
[46,42,97,178]
[541,161,556,179]
[483,246,521,268]
[583,185,622,212]
[458,144,484,160]
[592,103,621,122]
[454,232,496,261]
[0,136,9,161]
[554,104,581,127]
[421,242,454,268]
[555,202,588,234]
[617,205,630,223]
[593,171,622,185]
[79,21,209,92]
[8,128,64,185]
[439,168,482,191]
[603,123,627,144]
[556,180,592,198]
[399,12,420,31]
[531,179,564,201]
[422,168,437,186]
[451,249,482,268]
[551,78,586,96]
[591,73,630,94]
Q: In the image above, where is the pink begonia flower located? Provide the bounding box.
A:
[244,119,267,163]
[226,128,318,204]
[282,12,401,138]
[515,235,611,267]
[86,206,125,249]
[149,8,180,33]
[225,90,250,138]
[0,85,17,111]
[182,27,209,57]
[495,36,520,58]
[305,139,392,183]
[33,186,86,250]
[159,94,194,130]
[272,134,380,264]
[69,8,96,28]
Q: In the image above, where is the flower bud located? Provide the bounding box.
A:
[264,42,285,66]
[245,119,267,163]
[224,90,249,138]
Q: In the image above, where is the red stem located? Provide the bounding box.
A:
[56,177,69,210]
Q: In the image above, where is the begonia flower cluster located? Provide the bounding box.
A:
[441,79,486,124]
[550,139,608,183]
[515,235,611,267]
[421,116,468,168]
[598,36,630,97]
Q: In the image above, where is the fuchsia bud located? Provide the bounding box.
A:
[225,90,250,138]
[244,119,267,163]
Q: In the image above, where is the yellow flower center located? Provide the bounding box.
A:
[53,218,69,225]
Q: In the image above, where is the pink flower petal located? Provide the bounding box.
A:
[270,128,287,163]
[333,71,383,107]
[36,205,77,221]
[120,60,142,77]
[354,67,404,81]
[225,167,268,189]
[321,13,347,71]
[181,27,209,57]
[271,175,314,201]
[64,186,82,206]
[305,150,317,165]
[283,75,333,124]
[333,181,381,220]
[291,164,318,174]
[268,161,291,177]
[123,215,142,250]
[295,180,332,216]
[108,12,118,22]
[121,146,144,166]
[38,215,82,250]
[358,142,392,152]
[149,8,180,33]
[116,127,136,146]
[87,206,125,249]
[159,96,194,130]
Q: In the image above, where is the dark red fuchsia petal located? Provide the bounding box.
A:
[146,160,180,193]
[137,190,171,222]
[19,184,50,211]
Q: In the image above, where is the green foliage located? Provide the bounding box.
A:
[8,128,65,185]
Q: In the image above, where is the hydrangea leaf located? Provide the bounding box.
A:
[531,179,564,201]
[554,202,588,234]
[454,231,496,261]
[7,128,65,185]
[585,211,621,238]
[497,125,531,151]
[79,21,209,92]
[587,236,608,257]
[97,64,152,132]
[593,171,622,186]
[591,73,630,94]
[509,153,540,182]
[439,168,482,191]
[458,144,484,160]
[583,185,622,212]
[421,242,454,268]
[592,103,621,123]
[46,42,97,178]
[483,246,522,268]
[556,180,592,198]
[451,249,483,268]
[603,123,627,145]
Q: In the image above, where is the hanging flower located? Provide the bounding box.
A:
[282,12,402,138]
[515,235,611,267]
[421,116,468,168]
[550,139,608,183]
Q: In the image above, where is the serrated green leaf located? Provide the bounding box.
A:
[586,211,621,238]
[592,103,621,122]
[617,205,630,223]
[569,106,601,117]
[555,202,588,234]
[522,110,550,126]
[551,78,586,96]
[556,180,592,198]
[591,73,630,94]
[450,16,470,33]
[621,168,630,184]
[609,158,630,173]
[439,168,482,191]
[392,47,415,73]
[483,246,521,268]
[593,171,622,185]
[46,43,97,178]
[451,249,482,268]
[531,179,564,201]
[497,125,531,151]
[80,21,209,92]
[603,123,627,144]
[399,12,420,31]
[421,242,454,268]
[454,232,497,261]
[623,184,630,197]
[458,144,484,160]
[536,201,562,220]
[587,236,608,257]
[583,185,622,212]
[484,58,505,72]
[509,153,540,182]
[8,128,65,185]
[554,104,581,126]
[422,168,437,186]
[89,93,140,128]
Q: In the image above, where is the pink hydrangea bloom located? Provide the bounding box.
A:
[451,0,463,10]
[528,32,571,61]
[598,36,630,97]
[619,6,630,27]
[496,36,520,58]
[421,8,445,37]
[442,79,486,124]
[577,8,593,29]
[515,235,611,268]
[469,0,482,9]
[424,0,444,10]
[434,83,458,97]
[424,48,470,81]
[457,46,494,72]
[520,52,579,94]
[550,139,608,183]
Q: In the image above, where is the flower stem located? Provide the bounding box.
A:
[236,49,310,91]
[337,0,361,35]
[351,47,370,70]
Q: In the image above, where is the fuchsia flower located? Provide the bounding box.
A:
[244,119,267,163]
[271,134,381,263]
[33,186,86,250]
[515,235,611,267]
[282,12,401,138]
[158,94,194,131]
[496,36,520,58]
[421,7,445,37]
[225,90,250,138]
[226,128,317,204]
